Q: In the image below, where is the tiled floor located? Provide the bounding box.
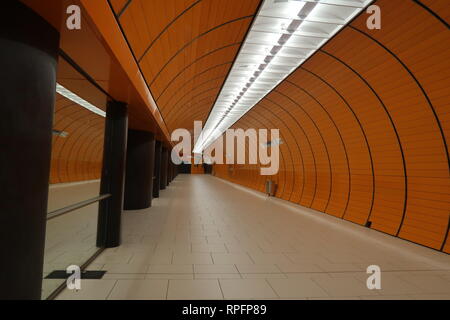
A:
[42,180,101,299]
[56,175,450,300]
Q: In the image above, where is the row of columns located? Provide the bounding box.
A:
[124,128,178,210]
[97,103,179,248]
[0,1,179,299]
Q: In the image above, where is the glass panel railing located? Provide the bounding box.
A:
[42,53,108,299]
[42,198,100,299]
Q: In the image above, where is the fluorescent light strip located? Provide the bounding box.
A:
[56,83,106,117]
[194,0,372,153]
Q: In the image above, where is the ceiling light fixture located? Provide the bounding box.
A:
[56,83,106,117]
[52,129,69,138]
[194,0,373,154]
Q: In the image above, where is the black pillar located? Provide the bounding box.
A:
[167,159,172,185]
[169,160,174,183]
[124,130,155,210]
[169,155,174,185]
[160,147,168,190]
[0,1,59,300]
[97,102,128,248]
[166,151,172,186]
[153,141,162,198]
[171,160,175,182]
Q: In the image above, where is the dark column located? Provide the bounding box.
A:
[180,163,192,174]
[160,147,168,190]
[166,152,171,187]
[171,162,175,181]
[97,102,128,248]
[124,130,155,210]
[167,158,172,185]
[0,1,59,300]
[153,141,162,198]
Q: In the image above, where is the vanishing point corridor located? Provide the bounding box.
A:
[55,175,450,300]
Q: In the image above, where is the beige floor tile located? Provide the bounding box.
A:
[145,274,194,280]
[225,244,263,254]
[236,264,282,274]
[361,295,412,300]
[313,277,379,297]
[408,294,450,300]
[284,272,330,281]
[128,252,172,265]
[375,274,424,295]
[103,263,148,274]
[315,262,365,272]
[103,274,147,280]
[148,265,193,274]
[219,279,278,299]
[85,263,105,271]
[207,236,239,245]
[241,273,287,279]
[155,243,191,251]
[167,280,223,300]
[399,274,450,294]
[195,274,242,279]
[56,280,117,300]
[212,253,254,264]
[107,280,168,300]
[309,296,361,300]
[41,279,65,299]
[259,244,297,253]
[172,253,213,265]
[268,278,329,299]
[328,271,367,279]
[94,253,133,264]
[277,263,323,273]
[192,244,228,253]
[194,264,238,274]
[249,253,293,265]
[188,237,208,245]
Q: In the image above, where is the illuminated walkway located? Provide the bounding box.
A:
[57,175,450,300]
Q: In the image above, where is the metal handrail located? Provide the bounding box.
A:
[46,194,111,220]
[45,247,106,300]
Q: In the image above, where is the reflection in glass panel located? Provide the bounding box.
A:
[41,55,107,299]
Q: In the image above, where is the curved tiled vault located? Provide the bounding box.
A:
[214,0,450,252]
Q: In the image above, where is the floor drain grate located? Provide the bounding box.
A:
[45,270,106,280]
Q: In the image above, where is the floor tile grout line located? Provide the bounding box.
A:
[264,278,281,299]
[165,279,170,300]
[309,277,333,298]
[105,280,119,300]
[246,252,256,264]
[217,279,225,299]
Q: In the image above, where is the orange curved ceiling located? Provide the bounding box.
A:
[213,0,450,253]
[108,0,262,133]
[51,93,105,184]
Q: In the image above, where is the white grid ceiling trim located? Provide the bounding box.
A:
[193,0,372,153]
[56,83,106,117]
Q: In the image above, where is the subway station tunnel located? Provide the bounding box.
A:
[0,0,449,301]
